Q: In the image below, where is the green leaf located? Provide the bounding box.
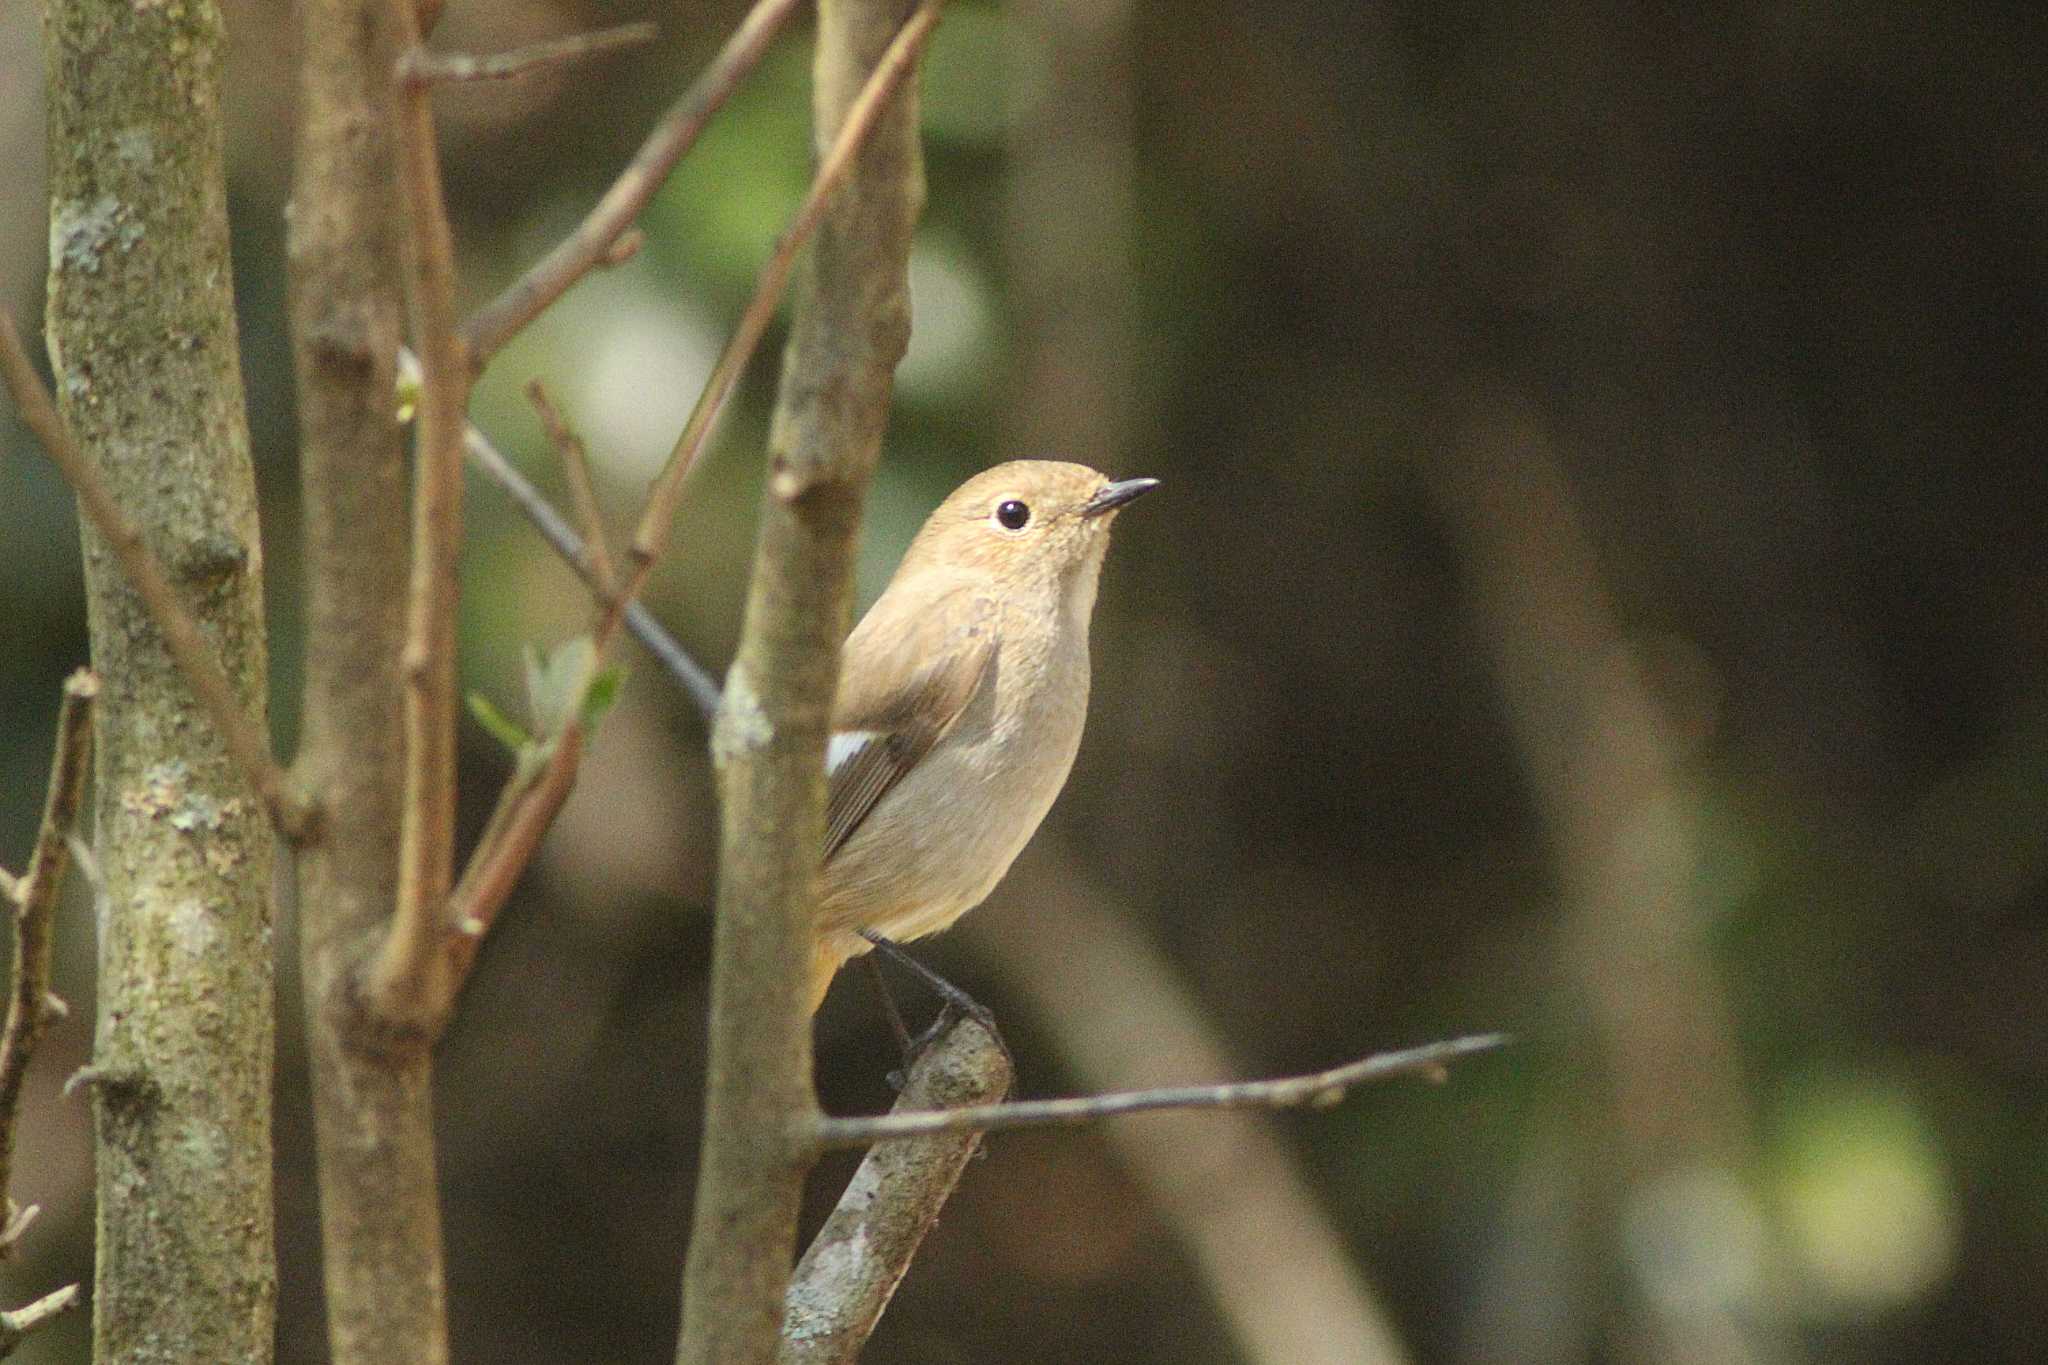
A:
[466,691,531,752]
[580,665,626,735]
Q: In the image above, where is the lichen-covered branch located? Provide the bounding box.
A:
[675,2,936,1360]
[780,1018,1012,1364]
[39,0,278,1356]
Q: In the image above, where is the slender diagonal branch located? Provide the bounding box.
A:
[0,670,95,1253]
[0,313,301,835]
[526,381,618,597]
[610,2,945,649]
[810,1034,1509,1149]
[374,3,475,1021]
[410,21,655,84]
[460,0,806,368]
[460,406,722,719]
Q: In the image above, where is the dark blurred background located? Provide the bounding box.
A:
[5,1,2046,1361]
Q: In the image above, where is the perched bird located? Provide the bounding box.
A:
[810,460,1157,1013]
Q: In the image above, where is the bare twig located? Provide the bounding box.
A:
[525,381,618,598]
[810,1034,1507,1150]
[460,0,806,368]
[0,670,95,1254]
[409,21,655,84]
[611,2,945,648]
[0,313,301,835]
[781,1017,1013,1364]
[0,1282,82,1357]
[459,406,722,720]
[376,0,475,1021]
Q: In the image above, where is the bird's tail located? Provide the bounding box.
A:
[808,934,858,1014]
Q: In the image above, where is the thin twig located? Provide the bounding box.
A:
[460,0,806,369]
[609,2,945,649]
[810,1034,1509,1150]
[0,1282,82,1356]
[457,404,722,721]
[409,21,655,84]
[377,0,473,1019]
[0,670,95,1254]
[524,381,617,599]
[0,313,302,835]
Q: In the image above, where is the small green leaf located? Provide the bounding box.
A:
[395,371,420,425]
[467,692,531,752]
[580,665,626,734]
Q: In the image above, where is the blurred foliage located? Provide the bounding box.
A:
[4,0,2047,1362]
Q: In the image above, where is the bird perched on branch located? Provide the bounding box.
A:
[810,460,1157,1014]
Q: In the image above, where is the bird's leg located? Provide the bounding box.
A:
[861,952,920,1086]
[858,929,1014,1079]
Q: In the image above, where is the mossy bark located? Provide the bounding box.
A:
[38,0,277,1359]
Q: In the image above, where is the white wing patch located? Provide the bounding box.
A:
[827,730,880,776]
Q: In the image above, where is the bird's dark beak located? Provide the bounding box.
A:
[1080,477,1160,519]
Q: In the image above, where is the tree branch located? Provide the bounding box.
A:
[0,670,94,1255]
[457,404,723,719]
[526,382,619,598]
[676,1,938,1359]
[0,1283,82,1358]
[0,314,301,836]
[809,1034,1507,1149]
[460,0,807,369]
[374,0,474,1024]
[612,1,944,648]
[285,0,450,1356]
[780,1017,1013,1364]
[408,22,656,84]
[391,3,943,1029]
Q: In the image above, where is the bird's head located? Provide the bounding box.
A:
[900,460,1158,595]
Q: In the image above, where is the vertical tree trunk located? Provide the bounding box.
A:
[38,1,277,1360]
[285,2,449,1362]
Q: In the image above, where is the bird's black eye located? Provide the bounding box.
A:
[996,499,1031,530]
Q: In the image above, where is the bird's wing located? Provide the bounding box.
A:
[824,591,998,861]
